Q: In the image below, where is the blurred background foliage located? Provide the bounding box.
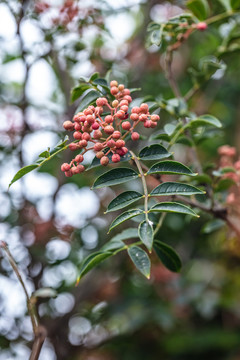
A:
[1,0,240,359]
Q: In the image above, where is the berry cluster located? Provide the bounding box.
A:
[61,80,160,177]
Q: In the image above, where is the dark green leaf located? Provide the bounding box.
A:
[187,115,222,128]
[215,178,236,192]
[187,0,210,20]
[87,150,132,170]
[71,84,91,103]
[75,90,100,113]
[147,160,197,176]
[149,202,199,217]
[217,0,232,10]
[92,168,139,189]
[138,220,154,251]
[89,72,100,81]
[9,164,39,188]
[154,241,182,272]
[202,219,225,234]
[128,246,151,279]
[101,239,125,251]
[38,150,50,158]
[79,251,113,279]
[150,182,205,196]
[231,0,240,9]
[106,191,143,213]
[108,228,139,242]
[108,209,144,232]
[139,144,171,161]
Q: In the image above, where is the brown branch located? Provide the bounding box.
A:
[0,242,47,360]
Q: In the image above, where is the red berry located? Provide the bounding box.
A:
[120,100,129,106]
[104,125,114,134]
[107,139,116,148]
[96,98,108,107]
[115,139,125,148]
[144,120,152,128]
[86,115,95,124]
[82,126,91,133]
[122,121,131,130]
[123,89,130,96]
[73,132,82,140]
[84,109,93,115]
[196,22,208,31]
[79,115,87,122]
[63,121,74,131]
[131,132,140,141]
[74,123,82,131]
[112,154,120,163]
[140,103,149,113]
[112,100,119,108]
[151,114,160,122]
[93,130,102,139]
[95,106,103,114]
[65,169,73,177]
[110,80,118,87]
[79,139,88,148]
[77,164,85,173]
[110,86,119,95]
[131,107,140,114]
[112,131,121,139]
[139,114,148,122]
[94,142,104,151]
[92,122,99,130]
[120,105,128,112]
[96,151,105,159]
[130,113,139,121]
[100,156,109,166]
[61,163,71,172]
[105,115,114,124]
[122,147,128,154]
[75,154,83,163]
[123,95,132,103]
[150,121,157,128]
[116,110,125,119]
[82,132,91,141]
[69,143,79,151]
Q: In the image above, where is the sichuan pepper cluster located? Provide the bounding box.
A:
[61,81,160,177]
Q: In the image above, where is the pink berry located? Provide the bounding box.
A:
[94,142,104,152]
[118,84,124,91]
[131,107,140,114]
[150,121,157,128]
[120,100,128,106]
[110,80,118,87]
[116,110,125,119]
[100,156,109,166]
[122,121,131,130]
[131,132,140,141]
[84,109,93,115]
[65,169,73,177]
[139,114,148,122]
[93,130,102,139]
[112,131,121,139]
[140,103,149,113]
[123,95,132,103]
[86,115,95,124]
[107,139,116,148]
[69,143,79,151]
[61,163,71,172]
[92,122,99,130]
[151,114,160,122]
[96,98,108,107]
[120,105,128,112]
[79,140,88,148]
[63,121,74,131]
[112,100,119,108]
[196,22,208,31]
[82,132,91,141]
[75,154,83,163]
[144,120,152,128]
[105,115,114,124]
[96,151,105,159]
[130,113,139,121]
[73,131,82,140]
[74,123,82,131]
[104,125,114,134]
[112,154,120,163]
[115,140,125,148]
[110,87,119,95]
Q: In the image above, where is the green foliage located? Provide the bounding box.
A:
[154,240,182,272]
[150,182,205,197]
[106,191,143,213]
[187,0,210,20]
[128,246,151,279]
[92,168,139,189]
[138,220,154,251]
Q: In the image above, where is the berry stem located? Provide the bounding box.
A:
[130,151,149,221]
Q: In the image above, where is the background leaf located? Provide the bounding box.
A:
[187,0,210,20]
[154,241,182,272]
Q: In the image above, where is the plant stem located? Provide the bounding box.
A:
[0,242,46,360]
[130,151,149,221]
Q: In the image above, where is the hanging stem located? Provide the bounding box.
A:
[130,151,149,221]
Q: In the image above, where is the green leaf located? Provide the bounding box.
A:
[150,182,205,196]
[54,135,69,149]
[87,150,132,170]
[9,164,39,188]
[108,209,144,232]
[202,219,225,234]
[92,168,139,189]
[231,0,240,9]
[138,220,154,251]
[128,246,151,279]
[89,72,100,81]
[217,0,232,10]
[187,0,210,20]
[106,191,143,213]
[38,150,50,158]
[101,239,125,251]
[139,144,171,161]
[154,241,182,272]
[33,288,57,299]
[149,202,199,217]
[71,84,91,103]
[214,178,235,192]
[108,228,139,242]
[75,90,100,113]
[187,115,222,128]
[79,251,113,279]
[147,160,197,176]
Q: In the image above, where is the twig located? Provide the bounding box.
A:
[0,242,46,360]
[165,50,182,98]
